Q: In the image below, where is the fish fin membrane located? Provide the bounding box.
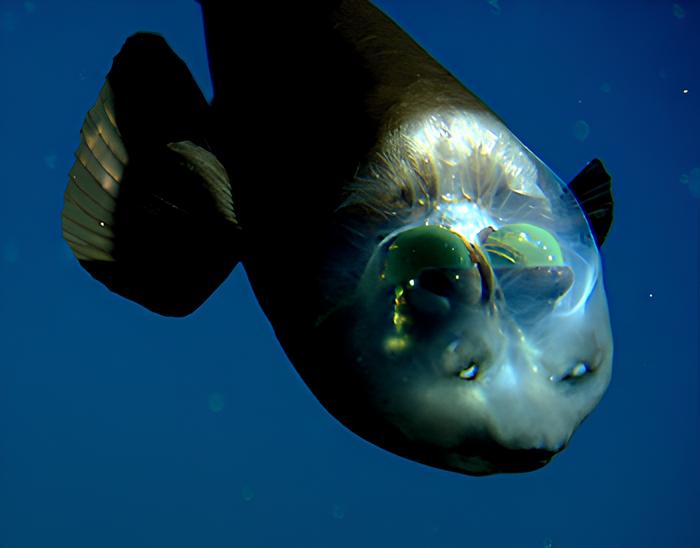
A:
[61,32,240,317]
[567,158,613,247]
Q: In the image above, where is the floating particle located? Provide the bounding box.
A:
[672,3,685,19]
[543,539,553,548]
[44,154,57,169]
[487,0,501,14]
[58,241,74,265]
[2,11,18,32]
[23,2,36,14]
[680,168,700,199]
[572,120,590,142]
[599,82,612,94]
[208,392,225,413]
[687,168,699,197]
[241,485,255,502]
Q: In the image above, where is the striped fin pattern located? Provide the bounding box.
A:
[62,82,125,262]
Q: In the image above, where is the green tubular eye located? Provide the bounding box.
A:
[382,225,473,285]
[483,223,564,268]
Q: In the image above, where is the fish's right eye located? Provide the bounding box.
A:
[483,223,563,269]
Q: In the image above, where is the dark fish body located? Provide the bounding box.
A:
[62,1,613,475]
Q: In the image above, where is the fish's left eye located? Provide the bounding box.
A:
[382,225,473,286]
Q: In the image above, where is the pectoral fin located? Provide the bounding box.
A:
[62,33,240,316]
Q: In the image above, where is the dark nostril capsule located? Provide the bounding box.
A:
[418,267,483,305]
[418,268,456,297]
[404,286,451,317]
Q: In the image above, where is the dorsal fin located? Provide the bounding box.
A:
[568,158,613,247]
[61,33,240,316]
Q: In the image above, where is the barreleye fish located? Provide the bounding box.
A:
[61,0,614,475]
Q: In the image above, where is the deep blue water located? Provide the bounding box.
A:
[1,1,698,547]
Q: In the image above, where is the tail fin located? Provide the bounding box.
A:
[62,33,240,316]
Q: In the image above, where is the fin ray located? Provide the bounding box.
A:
[81,117,125,183]
[67,161,117,212]
[64,176,115,223]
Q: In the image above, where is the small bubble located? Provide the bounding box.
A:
[208,392,225,413]
[682,88,689,94]
[332,504,345,519]
[3,239,19,264]
[487,0,501,14]
[599,82,612,94]
[544,538,554,548]
[572,120,590,142]
[58,242,74,265]
[672,3,685,19]
[241,485,255,502]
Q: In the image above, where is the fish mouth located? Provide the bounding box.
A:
[482,448,557,473]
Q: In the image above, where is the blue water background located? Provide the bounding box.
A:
[1,1,698,546]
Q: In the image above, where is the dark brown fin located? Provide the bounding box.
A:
[568,158,613,247]
[61,33,240,317]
